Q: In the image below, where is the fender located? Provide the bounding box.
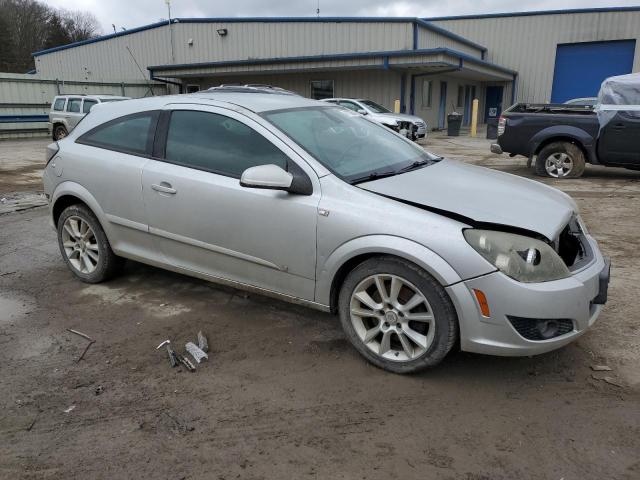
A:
[315,234,463,306]
[528,125,598,165]
[51,181,118,242]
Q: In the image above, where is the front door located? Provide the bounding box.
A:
[598,111,640,165]
[142,105,320,301]
[484,86,504,122]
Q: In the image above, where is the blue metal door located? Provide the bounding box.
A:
[551,40,636,103]
[484,86,504,122]
[438,81,447,129]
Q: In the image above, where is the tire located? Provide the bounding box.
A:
[535,141,586,178]
[53,124,68,140]
[57,204,124,283]
[338,256,458,374]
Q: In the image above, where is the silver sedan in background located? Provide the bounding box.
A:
[42,87,609,373]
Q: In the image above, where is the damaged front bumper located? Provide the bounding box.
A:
[446,234,609,356]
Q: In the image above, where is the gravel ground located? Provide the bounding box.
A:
[1,133,639,479]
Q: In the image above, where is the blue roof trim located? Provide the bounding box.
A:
[0,115,48,123]
[32,16,485,57]
[426,6,640,21]
[147,47,516,76]
[33,19,173,56]
[415,19,486,52]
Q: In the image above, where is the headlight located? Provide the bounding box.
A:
[464,229,570,283]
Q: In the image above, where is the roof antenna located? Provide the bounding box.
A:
[316,0,320,18]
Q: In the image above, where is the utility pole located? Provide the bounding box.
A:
[166,0,175,63]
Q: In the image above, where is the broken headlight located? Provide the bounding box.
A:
[464,229,570,283]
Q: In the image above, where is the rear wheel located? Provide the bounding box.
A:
[535,141,585,178]
[338,256,457,374]
[53,125,68,140]
[57,204,124,283]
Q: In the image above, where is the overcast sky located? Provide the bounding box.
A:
[42,0,638,34]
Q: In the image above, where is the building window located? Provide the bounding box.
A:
[310,80,334,100]
[186,84,200,93]
[422,80,432,108]
[457,86,464,108]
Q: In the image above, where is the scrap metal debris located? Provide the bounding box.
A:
[185,342,208,364]
[156,340,178,367]
[197,331,209,353]
[67,328,95,362]
[157,332,208,372]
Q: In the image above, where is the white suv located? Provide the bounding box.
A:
[49,94,130,140]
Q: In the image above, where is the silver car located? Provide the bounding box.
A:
[49,94,130,140]
[321,98,428,140]
[42,88,610,374]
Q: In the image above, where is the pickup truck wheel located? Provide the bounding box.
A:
[536,142,585,178]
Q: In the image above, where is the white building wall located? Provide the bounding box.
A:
[431,10,640,103]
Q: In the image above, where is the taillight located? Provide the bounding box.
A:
[497,116,506,136]
[46,142,59,165]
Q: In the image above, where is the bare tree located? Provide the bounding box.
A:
[0,0,101,73]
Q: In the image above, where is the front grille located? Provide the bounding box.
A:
[507,316,574,341]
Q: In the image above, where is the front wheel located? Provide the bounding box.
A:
[338,256,458,374]
[535,142,586,178]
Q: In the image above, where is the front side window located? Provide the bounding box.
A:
[310,80,334,100]
[53,98,65,111]
[264,106,439,183]
[359,100,391,114]
[164,110,288,178]
[67,98,82,113]
[78,111,158,155]
[82,100,98,113]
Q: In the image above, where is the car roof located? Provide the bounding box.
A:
[54,94,129,100]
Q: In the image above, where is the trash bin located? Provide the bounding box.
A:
[447,112,462,136]
[486,117,499,139]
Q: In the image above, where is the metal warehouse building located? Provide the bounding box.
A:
[31,6,640,129]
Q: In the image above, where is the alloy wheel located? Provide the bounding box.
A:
[61,216,99,274]
[545,152,573,177]
[349,274,436,362]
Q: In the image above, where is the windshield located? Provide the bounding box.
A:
[359,100,391,113]
[264,106,439,183]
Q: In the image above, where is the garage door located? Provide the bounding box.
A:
[550,40,636,103]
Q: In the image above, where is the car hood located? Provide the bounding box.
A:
[358,159,576,240]
[373,112,425,124]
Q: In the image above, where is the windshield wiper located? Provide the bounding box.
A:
[349,170,398,185]
[397,158,438,173]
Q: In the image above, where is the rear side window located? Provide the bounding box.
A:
[82,100,98,113]
[164,110,288,178]
[53,98,66,111]
[67,98,82,113]
[78,111,159,156]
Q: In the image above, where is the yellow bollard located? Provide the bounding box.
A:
[393,99,401,114]
[470,99,479,137]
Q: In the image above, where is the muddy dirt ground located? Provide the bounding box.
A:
[1,134,639,479]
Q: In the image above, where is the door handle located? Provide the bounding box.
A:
[151,182,177,194]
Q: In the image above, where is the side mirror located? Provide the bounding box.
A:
[357,109,368,115]
[240,164,293,191]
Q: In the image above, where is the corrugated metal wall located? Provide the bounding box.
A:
[35,21,415,81]
[0,73,166,139]
[431,10,640,103]
[417,28,482,57]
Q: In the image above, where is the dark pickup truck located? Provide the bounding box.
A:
[491,103,640,178]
